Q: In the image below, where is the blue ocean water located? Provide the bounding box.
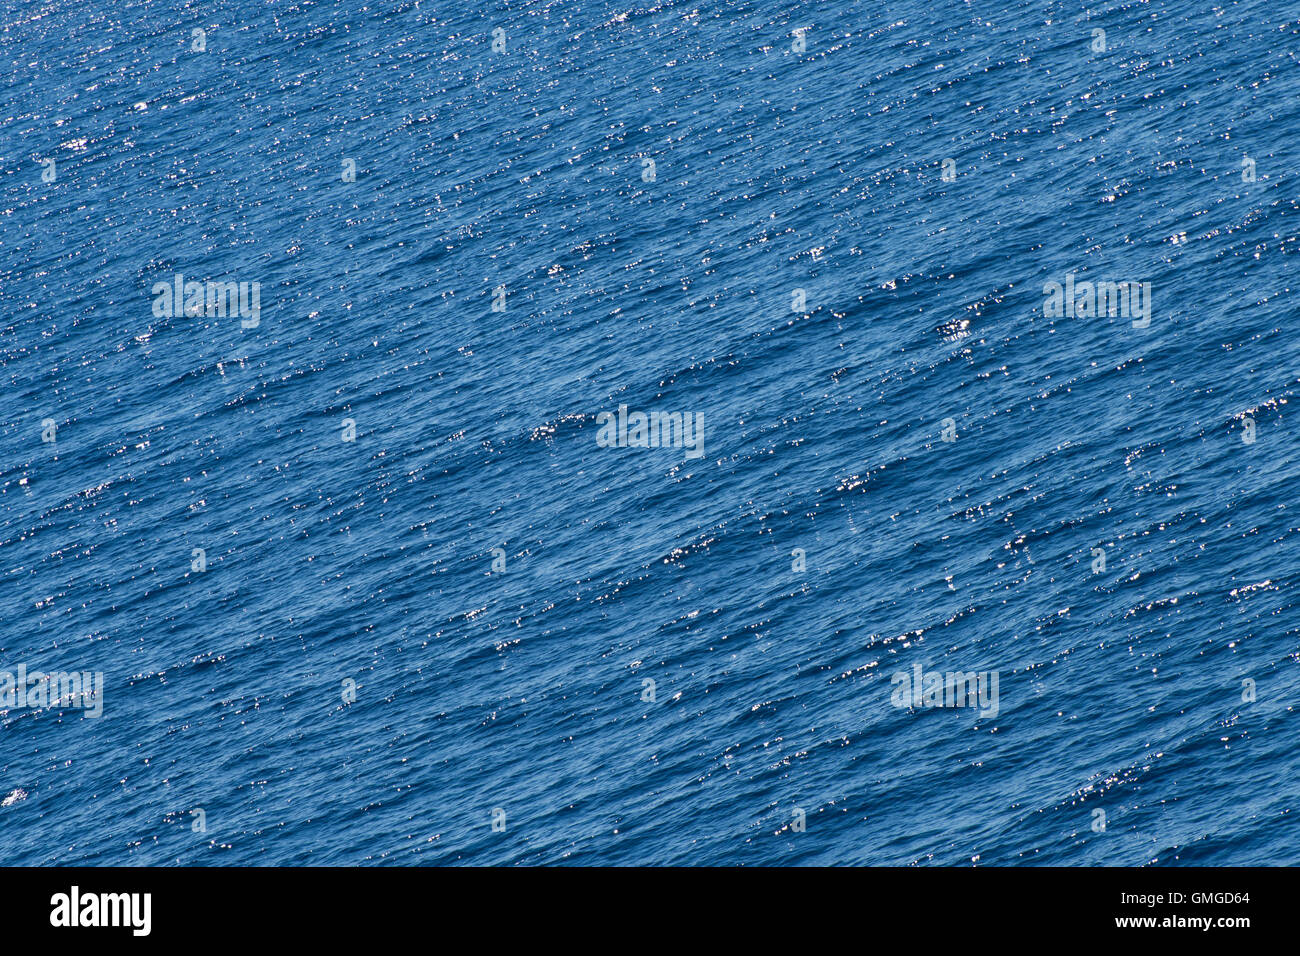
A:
[1,0,1297,866]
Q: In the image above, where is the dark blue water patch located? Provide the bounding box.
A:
[0,0,1297,866]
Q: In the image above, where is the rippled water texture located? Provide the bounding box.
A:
[1,0,1297,865]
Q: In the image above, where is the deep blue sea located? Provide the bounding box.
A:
[1,0,1297,866]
